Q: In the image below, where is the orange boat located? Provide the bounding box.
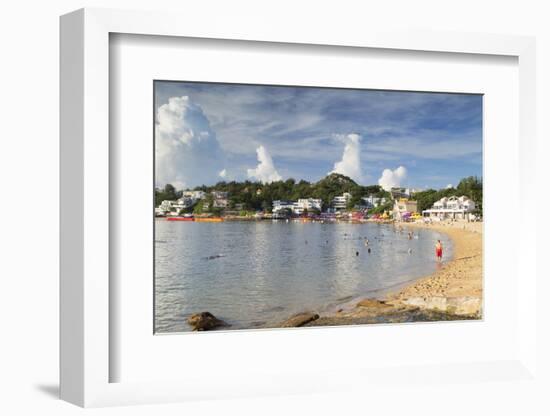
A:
[195,217,224,223]
[166,217,194,221]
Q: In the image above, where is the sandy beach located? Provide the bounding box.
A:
[295,220,483,328]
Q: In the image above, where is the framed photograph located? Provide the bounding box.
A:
[60,8,538,407]
[152,80,483,335]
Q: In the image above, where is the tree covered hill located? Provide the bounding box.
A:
[155,173,388,211]
[155,173,483,215]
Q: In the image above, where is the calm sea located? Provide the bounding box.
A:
[154,220,453,333]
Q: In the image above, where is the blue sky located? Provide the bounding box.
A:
[154,81,482,191]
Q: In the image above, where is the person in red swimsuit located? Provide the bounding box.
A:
[435,240,443,261]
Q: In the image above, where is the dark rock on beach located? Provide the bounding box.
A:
[187,312,230,331]
[279,312,320,328]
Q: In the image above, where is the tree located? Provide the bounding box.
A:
[457,176,483,215]
[155,183,179,206]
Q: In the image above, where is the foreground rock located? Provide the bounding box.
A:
[400,296,481,317]
[187,312,230,331]
[301,295,479,328]
[280,312,319,327]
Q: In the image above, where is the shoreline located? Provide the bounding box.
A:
[291,220,483,328]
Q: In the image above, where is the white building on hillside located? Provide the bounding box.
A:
[158,198,192,216]
[423,196,476,220]
[211,191,228,200]
[293,198,322,215]
[210,190,229,209]
[182,190,206,200]
[332,192,352,211]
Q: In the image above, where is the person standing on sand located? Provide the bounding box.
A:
[435,240,443,261]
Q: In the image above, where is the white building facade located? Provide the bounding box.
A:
[272,198,322,216]
[293,198,322,215]
[422,196,476,220]
[332,192,352,211]
[272,200,295,215]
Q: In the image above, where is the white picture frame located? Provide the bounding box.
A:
[60,8,538,408]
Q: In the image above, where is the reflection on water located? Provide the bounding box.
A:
[154,221,453,333]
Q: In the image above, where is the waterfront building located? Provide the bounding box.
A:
[272,200,295,215]
[273,198,322,216]
[158,198,193,216]
[393,198,418,221]
[332,192,352,211]
[293,198,322,215]
[422,196,476,220]
[159,199,176,213]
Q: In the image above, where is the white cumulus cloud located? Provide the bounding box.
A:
[247,145,282,183]
[378,166,407,191]
[329,133,362,182]
[155,96,225,189]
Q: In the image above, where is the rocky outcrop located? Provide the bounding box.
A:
[187,312,230,331]
[279,312,319,327]
[400,296,481,317]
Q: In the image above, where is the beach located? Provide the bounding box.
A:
[297,220,483,327]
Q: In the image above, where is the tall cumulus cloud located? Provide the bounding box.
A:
[247,145,282,183]
[329,133,362,182]
[378,166,407,191]
[155,96,225,189]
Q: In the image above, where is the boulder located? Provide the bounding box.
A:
[280,312,319,328]
[187,312,230,331]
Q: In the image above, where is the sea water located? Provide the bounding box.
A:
[154,220,453,332]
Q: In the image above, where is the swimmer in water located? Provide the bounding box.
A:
[435,239,443,261]
[355,251,359,256]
